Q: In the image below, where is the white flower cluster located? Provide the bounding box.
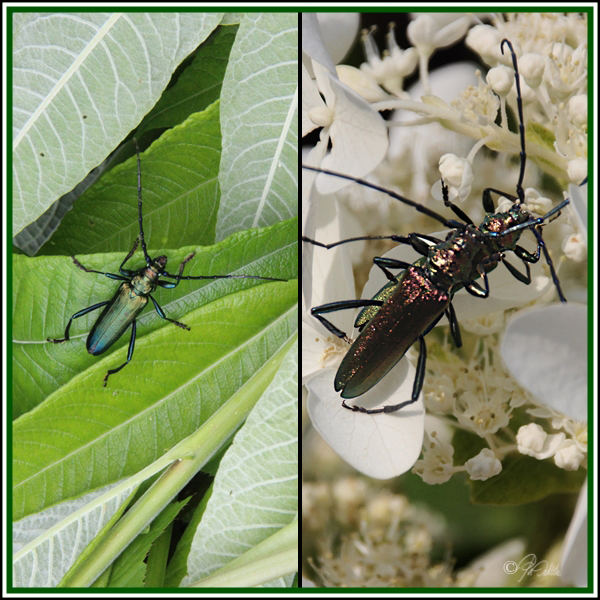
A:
[303,14,587,587]
[303,12,587,487]
[413,330,587,485]
[303,478,475,587]
[466,15,588,185]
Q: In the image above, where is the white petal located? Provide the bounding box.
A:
[307,359,424,479]
[502,304,587,420]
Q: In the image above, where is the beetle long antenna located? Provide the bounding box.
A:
[501,39,526,204]
[163,272,286,282]
[133,138,152,266]
[303,165,457,227]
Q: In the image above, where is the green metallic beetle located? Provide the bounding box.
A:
[48,140,285,386]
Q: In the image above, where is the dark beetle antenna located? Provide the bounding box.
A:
[132,138,285,284]
[132,137,153,266]
[501,39,526,204]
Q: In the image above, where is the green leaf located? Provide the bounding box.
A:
[470,453,586,505]
[526,121,556,152]
[13,13,223,237]
[13,267,297,520]
[137,25,238,137]
[108,499,189,588]
[39,102,223,257]
[13,218,297,418]
[182,342,298,586]
[165,484,214,587]
[11,13,299,587]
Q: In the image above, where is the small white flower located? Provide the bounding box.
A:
[424,374,455,414]
[365,493,410,527]
[465,24,503,65]
[404,526,433,554]
[454,390,511,437]
[517,423,566,459]
[333,477,369,526]
[307,105,334,129]
[496,195,514,212]
[465,448,503,481]
[567,157,588,184]
[522,187,553,216]
[518,52,546,88]
[544,42,588,102]
[562,232,586,262]
[452,73,501,125]
[407,14,471,59]
[554,439,585,471]
[460,311,505,336]
[437,153,473,202]
[568,94,587,128]
[563,420,588,453]
[486,65,514,97]
[412,431,456,485]
[336,64,391,103]
[359,24,418,97]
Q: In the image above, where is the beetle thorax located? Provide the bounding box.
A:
[427,228,482,286]
[132,261,163,295]
[482,204,528,231]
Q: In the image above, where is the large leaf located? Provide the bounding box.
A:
[181,341,298,587]
[136,24,238,137]
[13,12,223,236]
[10,11,299,586]
[217,13,298,240]
[39,102,223,257]
[13,266,297,519]
[13,218,297,418]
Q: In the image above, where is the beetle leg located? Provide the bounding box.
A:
[311,299,384,343]
[373,256,413,281]
[464,264,492,298]
[481,187,519,213]
[444,303,462,348]
[47,301,110,343]
[118,236,142,276]
[148,294,190,330]
[531,227,566,302]
[103,320,136,386]
[158,252,196,289]
[71,256,131,281]
[502,257,532,284]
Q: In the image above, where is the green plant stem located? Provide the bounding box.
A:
[61,336,295,587]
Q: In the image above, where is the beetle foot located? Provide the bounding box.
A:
[341,399,384,414]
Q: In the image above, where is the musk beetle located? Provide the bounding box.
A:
[48,139,285,386]
[303,39,574,414]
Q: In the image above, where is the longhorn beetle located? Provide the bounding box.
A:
[48,139,285,386]
[303,39,571,414]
